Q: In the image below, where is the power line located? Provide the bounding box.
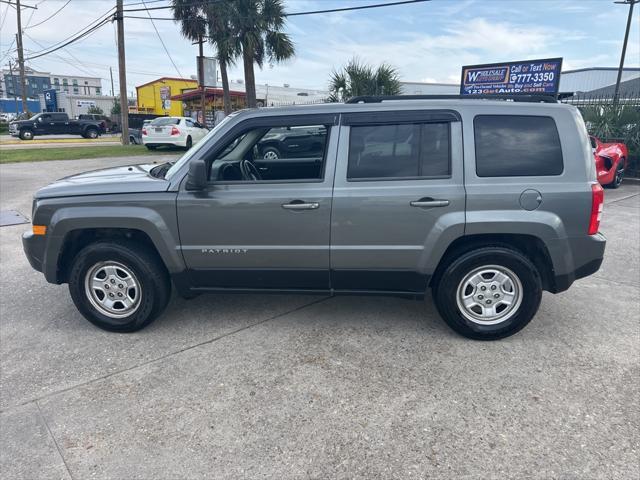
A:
[0,0,38,9]
[24,0,71,30]
[287,0,431,16]
[123,0,431,15]
[23,5,115,57]
[140,0,183,78]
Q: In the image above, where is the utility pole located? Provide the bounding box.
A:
[109,66,115,97]
[15,0,28,113]
[8,60,19,115]
[613,0,638,105]
[116,0,130,145]
[198,35,207,128]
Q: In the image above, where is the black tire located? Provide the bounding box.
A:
[84,127,99,139]
[129,136,138,145]
[19,129,34,140]
[185,136,193,150]
[432,246,542,340]
[145,145,156,150]
[68,241,171,332]
[261,145,281,159]
[609,158,625,189]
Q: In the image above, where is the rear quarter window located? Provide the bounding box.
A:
[474,115,563,177]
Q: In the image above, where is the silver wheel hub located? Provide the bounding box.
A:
[263,150,278,160]
[456,265,523,325]
[84,261,141,319]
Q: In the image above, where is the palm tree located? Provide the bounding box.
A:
[232,0,295,108]
[328,58,402,102]
[171,0,238,114]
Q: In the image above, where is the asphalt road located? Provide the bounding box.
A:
[1,157,638,479]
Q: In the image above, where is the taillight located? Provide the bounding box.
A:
[141,128,147,136]
[170,126,180,136]
[588,183,604,235]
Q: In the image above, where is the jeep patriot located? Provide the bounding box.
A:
[22,95,606,339]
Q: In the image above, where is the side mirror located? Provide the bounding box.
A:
[185,159,207,191]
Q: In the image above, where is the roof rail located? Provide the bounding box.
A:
[346,94,558,104]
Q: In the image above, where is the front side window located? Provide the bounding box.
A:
[474,115,563,177]
[347,122,450,180]
[209,124,329,182]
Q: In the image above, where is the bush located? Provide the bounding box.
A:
[580,104,640,176]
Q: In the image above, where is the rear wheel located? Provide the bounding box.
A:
[433,246,542,340]
[129,136,138,145]
[610,159,625,189]
[19,129,34,140]
[84,128,99,139]
[185,136,193,150]
[262,146,281,160]
[68,241,171,332]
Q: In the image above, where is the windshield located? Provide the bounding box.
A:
[151,117,180,126]
[164,113,238,180]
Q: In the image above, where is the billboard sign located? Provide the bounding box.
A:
[460,58,562,96]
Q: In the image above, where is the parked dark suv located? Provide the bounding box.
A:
[22,95,606,339]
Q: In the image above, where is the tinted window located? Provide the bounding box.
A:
[151,117,180,126]
[474,115,563,177]
[347,123,450,180]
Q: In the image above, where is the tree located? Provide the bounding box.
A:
[111,98,121,115]
[328,58,401,102]
[87,105,104,115]
[232,0,295,108]
[172,0,238,115]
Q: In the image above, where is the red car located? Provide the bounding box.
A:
[591,136,628,188]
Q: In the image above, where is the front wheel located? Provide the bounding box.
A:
[19,129,34,140]
[68,241,171,332]
[433,246,542,340]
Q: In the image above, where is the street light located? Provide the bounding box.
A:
[613,0,639,104]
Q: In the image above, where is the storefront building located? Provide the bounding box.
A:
[170,87,247,126]
[135,77,198,116]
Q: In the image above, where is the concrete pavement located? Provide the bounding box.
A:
[0,157,638,479]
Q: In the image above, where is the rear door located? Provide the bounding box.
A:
[330,109,465,292]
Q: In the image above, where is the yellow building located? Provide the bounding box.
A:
[135,77,198,116]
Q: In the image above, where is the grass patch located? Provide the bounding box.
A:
[0,145,179,164]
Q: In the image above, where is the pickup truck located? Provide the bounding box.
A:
[9,112,103,140]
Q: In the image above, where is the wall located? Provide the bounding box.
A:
[0,98,41,114]
[136,78,198,116]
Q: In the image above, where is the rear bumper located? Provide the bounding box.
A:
[143,137,186,147]
[22,231,45,273]
[552,233,606,293]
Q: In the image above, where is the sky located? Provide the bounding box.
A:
[0,0,638,95]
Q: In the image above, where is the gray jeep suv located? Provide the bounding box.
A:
[22,95,606,339]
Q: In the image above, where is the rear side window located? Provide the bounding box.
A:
[347,122,450,180]
[474,115,563,177]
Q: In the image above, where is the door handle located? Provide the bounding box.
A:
[410,198,450,208]
[282,201,319,211]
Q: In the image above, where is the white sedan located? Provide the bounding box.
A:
[142,117,209,150]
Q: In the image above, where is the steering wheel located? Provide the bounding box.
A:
[239,159,262,181]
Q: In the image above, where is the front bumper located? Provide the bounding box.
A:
[22,231,45,273]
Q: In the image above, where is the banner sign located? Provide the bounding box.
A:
[460,58,562,96]
[43,89,57,112]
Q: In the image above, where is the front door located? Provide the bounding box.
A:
[330,110,466,292]
[177,114,339,291]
